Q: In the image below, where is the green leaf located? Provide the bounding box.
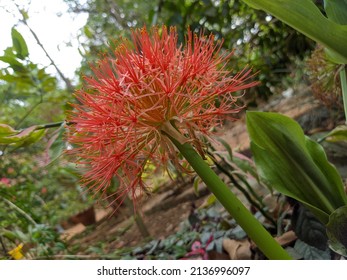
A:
[324,0,347,24]
[11,28,29,60]
[0,73,23,83]
[242,0,347,63]
[305,137,347,207]
[1,230,17,242]
[0,125,45,147]
[326,205,347,256]
[294,239,331,260]
[45,124,66,164]
[246,111,347,224]
[193,176,201,196]
[0,55,26,72]
[232,152,260,182]
[0,124,17,137]
[19,9,29,21]
[291,204,328,251]
[204,194,217,208]
[0,126,36,144]
[18,129,45,147]
[250,141,329,223]
[216,137,233,160]
[83,25,94,39]
[324,125,347,142]
[324,47,347,64]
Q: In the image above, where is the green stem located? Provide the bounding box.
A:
[340,66,347,124]
[36,121,65,130]
[124,195,151,239]
[163,128,292,259]
[0,196,37,226]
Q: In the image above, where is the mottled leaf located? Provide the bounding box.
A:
[291,204,328,250]
[327,205,347,256]
[294,239,331,260]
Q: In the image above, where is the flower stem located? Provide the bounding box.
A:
[165,131,292,259]
[124,195,151,238]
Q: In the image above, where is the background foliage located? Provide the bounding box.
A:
[65,0,314,97]
[1,0,343,259]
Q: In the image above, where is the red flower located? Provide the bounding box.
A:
[67,26,258,208]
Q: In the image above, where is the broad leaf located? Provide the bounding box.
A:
[326,205,347,256]
[294,239,331,260]
[324,0,347,24]
[242,0,347,63]
[0,124,45,148]
[0,126,36,144]
[11,28,29,60]
[250,141,329,223]
[291,204,328,250]
[15,129,45,148]
[305,137,347,207]
[0,124,17,137]
[246,111,347,224]
[0,55,26,72]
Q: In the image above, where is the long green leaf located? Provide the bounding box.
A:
[246,111,347,224]
[324,0,347,24]
[305,137,347,208]
[242,0,347,63]
[250,140,330,224]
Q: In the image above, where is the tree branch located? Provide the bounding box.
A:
[151,0,164,26]
[16,5,74,92]
[104,0,127,28]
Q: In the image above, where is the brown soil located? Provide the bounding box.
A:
[66,181,211,256]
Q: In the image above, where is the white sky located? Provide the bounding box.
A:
[0,0,88,81]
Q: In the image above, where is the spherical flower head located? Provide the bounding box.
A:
[67,26,258,207]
